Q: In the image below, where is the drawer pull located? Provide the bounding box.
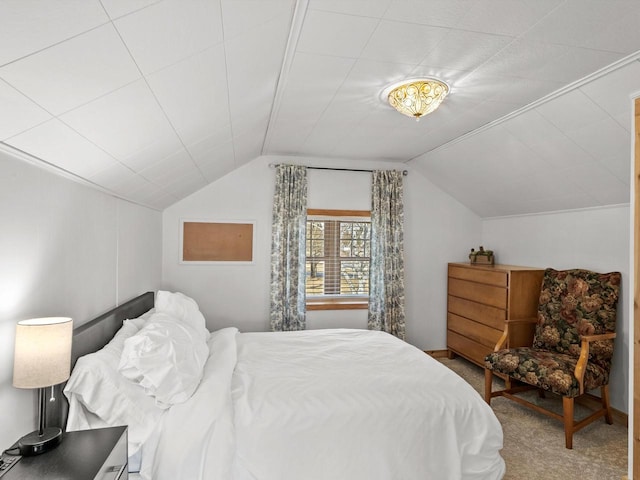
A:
[101,463,126,480]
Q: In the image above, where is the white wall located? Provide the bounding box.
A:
[162,154,482,350]
[0,149,162,450]
[482,205,630,412]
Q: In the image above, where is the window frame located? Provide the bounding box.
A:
[305,209,371,311]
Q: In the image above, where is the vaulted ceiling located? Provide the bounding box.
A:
[1,0,639,216]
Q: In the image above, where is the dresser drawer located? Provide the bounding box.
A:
[447,313,502,349]
[447,295,506,330]
[447,330,494,366]
[448,265,507,287]
[448,277,507,309]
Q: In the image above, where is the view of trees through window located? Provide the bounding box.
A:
[306,216,371,296]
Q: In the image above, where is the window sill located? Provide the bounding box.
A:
[307,297,369,311]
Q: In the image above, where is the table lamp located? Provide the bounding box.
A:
[13,317,73,456]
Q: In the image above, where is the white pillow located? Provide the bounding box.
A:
[155,291,209,340]
[64,320,166,457]
[125,308,155,330]
[118,312,209,408]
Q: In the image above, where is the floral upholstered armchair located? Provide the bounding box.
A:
[484,268,621,449]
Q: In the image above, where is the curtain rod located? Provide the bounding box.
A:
[269,164,408,176]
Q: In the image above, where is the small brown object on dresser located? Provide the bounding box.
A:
[446,262,544,367]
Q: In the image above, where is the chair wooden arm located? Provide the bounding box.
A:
[574,332,617,394]
[580,332,616,342]
[493,317,538,351]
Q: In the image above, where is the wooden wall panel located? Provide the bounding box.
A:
[634,97,639,480]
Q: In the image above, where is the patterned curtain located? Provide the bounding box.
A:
[270,164,308,331]
[368,170,405,340]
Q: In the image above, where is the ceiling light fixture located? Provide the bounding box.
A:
[384,78,449,121]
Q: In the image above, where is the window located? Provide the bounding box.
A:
[305,209,370,310]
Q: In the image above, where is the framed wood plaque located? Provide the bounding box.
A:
[180,220,255,264]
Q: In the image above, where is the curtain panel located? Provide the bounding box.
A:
[270,164,308,331]
[368,170,406,340]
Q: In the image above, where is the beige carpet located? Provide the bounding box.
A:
[439,358,628,480]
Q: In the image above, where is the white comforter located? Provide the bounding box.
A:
[140,328,505,480]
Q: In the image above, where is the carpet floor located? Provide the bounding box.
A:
[439,357,628,480]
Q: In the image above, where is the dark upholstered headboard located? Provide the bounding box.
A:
[46,291,155,430]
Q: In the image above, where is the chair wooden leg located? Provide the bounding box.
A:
[601,385,613,424]
[485,369,493,404]
[563,397,574,449]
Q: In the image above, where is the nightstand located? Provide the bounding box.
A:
[3,426,127,480]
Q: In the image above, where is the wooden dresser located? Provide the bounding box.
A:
[447,263,544,367]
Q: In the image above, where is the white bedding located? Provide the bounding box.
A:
[138,328,505,480]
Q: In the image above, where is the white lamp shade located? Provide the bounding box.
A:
[13,317,73,389]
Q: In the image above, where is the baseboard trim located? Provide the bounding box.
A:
[424,349,449,358]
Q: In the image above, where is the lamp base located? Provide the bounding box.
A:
[18,427,62,456]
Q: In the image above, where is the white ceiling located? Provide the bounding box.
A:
[1,0,639,216]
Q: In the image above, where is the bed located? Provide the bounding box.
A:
[53,291,506,480]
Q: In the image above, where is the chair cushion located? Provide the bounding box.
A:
[485,347,609,397]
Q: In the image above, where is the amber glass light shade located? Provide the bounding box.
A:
[386,78,449,120]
